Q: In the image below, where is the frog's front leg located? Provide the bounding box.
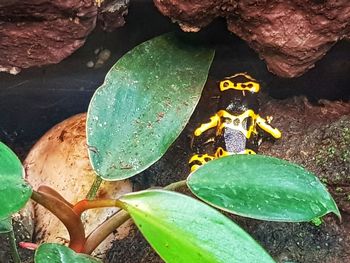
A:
[189,153,215,172]
[256,115,281,139]
[194,114,220,136]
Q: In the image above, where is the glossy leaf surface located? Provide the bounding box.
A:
[119,189,275,263]
[35,243,102,263]
[0,142,32,219]
[87,33,214,180]
[188,155,340,222]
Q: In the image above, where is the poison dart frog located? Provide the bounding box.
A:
[189,73,281,172]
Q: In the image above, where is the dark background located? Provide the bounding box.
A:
[1,1,349,155]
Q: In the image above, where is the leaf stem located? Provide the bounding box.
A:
[8,229,21,263]
[86,176,103,200]
[81,179,188,254]
[37,185,73,208]
[163,179,187,191]
[73,199,123,217]
[74,179,187,216]
[31,190,86,252]
[83,210,130,254]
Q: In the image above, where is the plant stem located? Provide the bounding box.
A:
[31,190,86,252]
[18,242,38,250]
[86,176,103,200]
[74,179,187,216]
[163,179,187,191]
[82,179,188,254]
[8,229,21,263]
[73,199,123,217]
[37,185,73,208]
[83,210,130,254]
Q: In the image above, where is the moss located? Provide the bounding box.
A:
[320,177,328,184]
[313,116,350,184]
[335,187,343,193]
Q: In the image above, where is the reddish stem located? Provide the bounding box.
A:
[19,242,38,250]
[83,210,130,254]
[31,190,86,252]
[73,199,122,217]
[37,185,73,208]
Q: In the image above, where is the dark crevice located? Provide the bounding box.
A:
[0,15,46,23]
[0,5,79,23]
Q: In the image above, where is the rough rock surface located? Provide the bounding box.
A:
[0,0,128,74]
[98,0,129,32]
[154,0,350,77]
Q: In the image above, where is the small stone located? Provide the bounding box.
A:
[94,48,101,55]
[86,61,95,68]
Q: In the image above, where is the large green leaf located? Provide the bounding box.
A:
[87,33,214,180]
[0,142,32,219]
[187,155,340,222]
[35,243,102,263]
[119,189,275,263]
[0,217,12,233]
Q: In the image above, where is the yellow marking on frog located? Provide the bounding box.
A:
[215,147,256,158]
[195,109,257,139]
[241,149,256,155]
[190,164,200,172]
[195,109,281,140]
[194,115,220,136]
[256,115,281,139]
[189,147,257,172]
[214,147,230,158]
[219,73,260,93]
[189,154,215,172]
[216,109,257,138]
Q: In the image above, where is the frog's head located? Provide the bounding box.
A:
[219,73,260,94]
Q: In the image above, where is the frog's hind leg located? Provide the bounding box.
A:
[189,153,215,172]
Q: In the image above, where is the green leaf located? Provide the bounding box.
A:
[0,217,13,233]
[187,155,340,222]
[119,189,275,263]
[0,142,32,219]
[35,243,102,263]
[87,33,214,180]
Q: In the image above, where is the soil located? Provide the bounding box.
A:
[0,218,34,263]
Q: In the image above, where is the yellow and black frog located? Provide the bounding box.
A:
[189,73,281,172]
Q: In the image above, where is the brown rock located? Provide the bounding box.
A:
[0,0,128,74]
[97,0,129,32]
[154,0,350,77]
